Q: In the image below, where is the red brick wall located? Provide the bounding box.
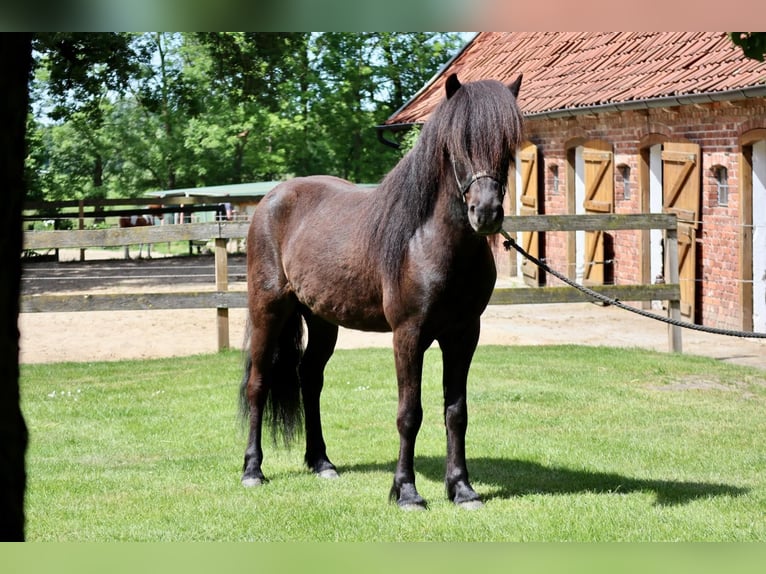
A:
[499,97,766,330]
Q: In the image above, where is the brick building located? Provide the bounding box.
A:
[382,32,766,333]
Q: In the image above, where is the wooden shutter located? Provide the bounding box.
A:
[582,142,614,285]
[518,142,543,286]
[662,143,700,227]
[662,142,700,320]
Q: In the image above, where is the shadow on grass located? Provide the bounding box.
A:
[339,456,748,506]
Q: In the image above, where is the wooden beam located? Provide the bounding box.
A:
[23,222,251,250]
[215,237,230,350]
[665,228,683,353]
[489,283,680,306]
[503,213,677,233]
[21,284,680,313]
[20,291,248,313]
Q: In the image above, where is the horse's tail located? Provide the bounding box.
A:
[239,311,305,447]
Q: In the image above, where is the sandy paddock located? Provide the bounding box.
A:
[18,249,766,369]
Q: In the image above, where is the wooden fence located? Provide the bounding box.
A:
[23,195,265,222]
[21,213,683,352]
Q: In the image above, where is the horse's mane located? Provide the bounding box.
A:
[369,78,524,282]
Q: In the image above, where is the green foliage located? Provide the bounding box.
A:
[20,345,766,541]
[27,32,465,201]
[398,124,422,158]
[32,33,138,124]
[729,32,766,62]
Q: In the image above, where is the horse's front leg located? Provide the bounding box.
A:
[438,319,483,509]
[390,327,427,510]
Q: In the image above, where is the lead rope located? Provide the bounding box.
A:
[499,229,766,339]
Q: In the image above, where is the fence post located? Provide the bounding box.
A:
[78,200,85,262]
[215,237,229,350]
[665,226,683,353]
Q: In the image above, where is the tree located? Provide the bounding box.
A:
[729,32,766,62]
[30,33,140,200]
[126,32,199,191]
[0,31,32,542]
[312,32,463,182]
[193,32,311,183]
[27,32,467,197]
[372,32,463,114]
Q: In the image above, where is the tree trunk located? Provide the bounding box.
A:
[0,32,32,541]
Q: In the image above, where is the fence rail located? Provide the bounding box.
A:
[23,221,251,250]
[23,195,265,215]
[21,214,682,352]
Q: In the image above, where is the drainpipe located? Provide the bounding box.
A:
[375,122,418,150]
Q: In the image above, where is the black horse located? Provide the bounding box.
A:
[240,73,524,509]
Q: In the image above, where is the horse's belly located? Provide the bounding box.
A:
[289,272,390,332]
[302,292,390,332]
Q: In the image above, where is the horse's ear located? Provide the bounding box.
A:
[445,73,461,99]
[508,74,523,98]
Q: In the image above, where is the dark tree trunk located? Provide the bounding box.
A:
[0,32,32,541]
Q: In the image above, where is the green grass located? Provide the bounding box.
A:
[20,345,766,541]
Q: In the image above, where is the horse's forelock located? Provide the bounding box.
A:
[437,80,524,175]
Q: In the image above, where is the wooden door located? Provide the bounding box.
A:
[518,141,543,286]
[582,142,614,285]
[662,142,700,321]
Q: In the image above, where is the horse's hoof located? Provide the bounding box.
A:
[317,468,339,479]
[241,476,265,487]
[457,499,484,510]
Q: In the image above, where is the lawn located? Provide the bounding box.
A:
[19,345,766,541]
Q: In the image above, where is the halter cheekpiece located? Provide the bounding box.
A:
[450,155,505,201]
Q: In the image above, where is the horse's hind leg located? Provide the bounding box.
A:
[300,311,339,478]
[241,302,296,486]
[241,347,269,487]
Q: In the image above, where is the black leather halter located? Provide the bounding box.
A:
[450,156,505,201]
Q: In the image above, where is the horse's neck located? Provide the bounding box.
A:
[369,148,490,284]
[433,183,484,248]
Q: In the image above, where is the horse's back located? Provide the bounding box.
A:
[254,175,366,229]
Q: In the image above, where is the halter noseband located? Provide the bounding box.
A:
[450,156,505,201]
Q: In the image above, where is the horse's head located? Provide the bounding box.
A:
[442,73,524,235]
[451,160,507,236]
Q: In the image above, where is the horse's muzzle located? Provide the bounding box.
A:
[464,175,505,235]
[468,207,504,235]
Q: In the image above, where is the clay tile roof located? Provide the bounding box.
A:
[386,32,766,125]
